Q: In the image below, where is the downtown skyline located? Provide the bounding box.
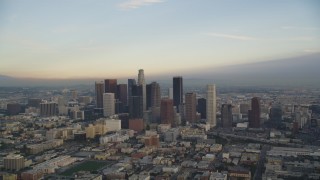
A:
[0,0,319,79]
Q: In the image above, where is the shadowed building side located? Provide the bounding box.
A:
[221,104,233,128]
[173,76,183,112]
[249,97,261,128]
[185,92,197,124]
[160,98,174,126]
[95,81,104,109]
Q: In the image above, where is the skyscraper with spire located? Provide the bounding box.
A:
[206,84,216,127]
[138,69,147,111]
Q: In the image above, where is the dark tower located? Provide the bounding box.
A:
[197,98,206,119]
[129,85,143,118]
[104,79,117,94]
[221,104,233,128]
[173,76,183,112]
[146,82,161,110]
[269,105,282,125]
[95,81,104,108]
[185,92,197,124]
[117,84,128,106]
[160,98,174,126]
[128,79,136,102]
[248,97,261,128]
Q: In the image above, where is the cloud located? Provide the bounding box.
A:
[205,32,258,41]
[118,0,163,9]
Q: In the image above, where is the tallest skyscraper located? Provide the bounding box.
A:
[138,69,147,111]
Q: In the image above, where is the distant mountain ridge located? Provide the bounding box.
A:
[184,53,320,87]
[0,53,319,87]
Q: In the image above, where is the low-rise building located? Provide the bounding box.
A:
[4,154,25,171]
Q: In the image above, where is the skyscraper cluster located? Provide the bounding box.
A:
[95,69,217,129]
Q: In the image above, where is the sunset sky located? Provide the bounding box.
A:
[0,0,319,79]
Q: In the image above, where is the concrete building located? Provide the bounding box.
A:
[105,119,121,132]
[185,92,197,124]
[160,98,174,126]
[168,87,173,99]
[95,81,104,109]
[129,85,143,118]
[40,102,57,117]
[221,104,233,128]
[144,134,160,147]
[100,132,129,144]
[117,84,128,106]
[138,69,147,111]
[4,154,25,171]
[104,79,117,94]
[7,103,22,115]
[207,84,217,127]
[164,128,180,142]
[85,124,108,139]
[197,98,207,119]
[249,97,261,128]
[78,96,92,105]
[28,98,41,108]
[173,76,183,112]
[21,170,44,180]
[146,82,161,110]
[129,118,144,132]
[128,79,136,103]
[103,93,115,117]
[26,139,64,155]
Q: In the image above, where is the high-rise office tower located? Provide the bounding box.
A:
[248,97,261,128]
[128,79,136,102]
[40,102,57,117]
[197,98,206,119]
[206,84,216,127]
[168,88,173,99]
[173,76,183,112]
[146,82,161,110]
[116,84,128,114]
[129,85,143,118]
[221,104,233,128]
[129,96,143,118]
[240,104,250,115]
[6,103,22,115]
[185,92,197,124]
[104,79,117,94]
[160,98,174,126]
[103,93,115,117]
[71,90,78,100]
[28,98,41,108]
[269,105,282,123]
[95,81,104,108]
[117,84,128,106]
[138,69,147,111]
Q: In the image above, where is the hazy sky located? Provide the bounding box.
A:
[0,0,319,79]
